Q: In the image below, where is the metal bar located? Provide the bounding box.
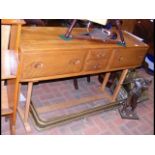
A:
[65,19,77,38]
[29,100,122,130]
[115,20,126,46]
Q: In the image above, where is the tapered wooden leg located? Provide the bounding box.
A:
[111,69,128,102]
[24,82,33,123]
[10,114,15,135]
[7,79,21,135]
[98,74,104,83]
[101,72,111,91]
[87,76,90,83]
[73,79,79,90]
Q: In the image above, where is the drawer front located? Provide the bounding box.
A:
[110,48,147,69]
[84,60,105,71]
[21,50,87,79]
[86,49,112,60]
[84,49,112,71]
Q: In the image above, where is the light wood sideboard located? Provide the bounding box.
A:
[19,27,148,81]
[12,27,149,132]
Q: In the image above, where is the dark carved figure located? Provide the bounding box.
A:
[119,78,152,119]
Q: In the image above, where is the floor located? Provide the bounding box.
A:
[1,68,154,135]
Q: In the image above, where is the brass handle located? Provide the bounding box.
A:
[74,59,81,65]
[93,65,97,69]
[33,62,44,69]
[119,56,124,62]
[70,59,81,65]
[96,53,105,58]
[93,64,100,69]
[139,55,143,59]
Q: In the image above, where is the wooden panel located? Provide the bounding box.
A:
[1,50,18,80]
[1,82,13,115]
[9,25,22,51]
[1,25,11,51]
[2,20,24,51]
[109,48,147,69]
[21,50,87,79]
[1,23,21,80]
[20,27,148,52]
[2,19,25,25]
[2,50,11,79]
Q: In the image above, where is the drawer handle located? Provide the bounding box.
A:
[96,53,105,58]
[74,59,81,65]
[119,56,124,62]
[93,64,100,69]
[70,59,81,65]
[139,56,143,59]
[33,62,44,69]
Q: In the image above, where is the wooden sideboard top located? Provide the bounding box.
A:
[20,27,148,52]
[2,19,25,25]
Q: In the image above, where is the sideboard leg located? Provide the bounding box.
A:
[101,72,111,91]
[87,76,91,83]
[73,78,79,90]
[10,114,15,135]
[24,82,33,125]
[112,69,128,102]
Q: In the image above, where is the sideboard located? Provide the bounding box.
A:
[12,27,149,132]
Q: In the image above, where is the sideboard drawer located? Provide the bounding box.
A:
[86,49,112,60]
[84,60,105,71]
[21,50,87,79]
[110,48,147,69]
[84,48,112,71]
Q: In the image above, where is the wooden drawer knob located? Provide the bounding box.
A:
[93,64,100,69]
[139,56,143,59]
[33,62,44,69]
[74,59,81,65]
[96,53,105,58]
[119,56,124,62]
[69,59,81,65]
